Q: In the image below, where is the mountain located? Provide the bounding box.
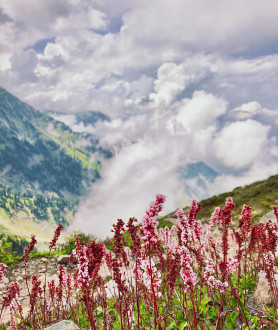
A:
[75,111,110,126]
[0,87,112,245]
[46,110,110,127]
[159,173,278,227]
[0,87,110,198]
[178,161,218,200]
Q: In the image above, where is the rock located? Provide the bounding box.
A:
[57,255,71,264]
[38,274,59,286]
[105,279,118,298]
[259,210,276,225]
[1,275,9,284]
[0,276,9,288]
[248,271,277,310]
[41,257,48,263]
[43,320,80,330]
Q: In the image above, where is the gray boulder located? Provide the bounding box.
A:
[57,255,71,264]
[44,320,80,330]
[248,271,277,310]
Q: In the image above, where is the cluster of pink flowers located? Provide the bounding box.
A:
[57,265,69,302]
[176,207,192,244]
[159,226,176,252]
[204,258,227,293]
[49,224,63,251]
[2,282,21,330]
[2,282,20,309]
[219,197,235,230]
[179,246,197,292]
[0,263,7,284]
[133,257,143,282]
[140,194,166,246]
[263,251,275,273]
[3,194,278,329]
[194,220,203,241]
[75,246,90,292]
[29,275,42,315]
[141,258,162,298]
[23,234,37,263]
[209,207,221,229]
[226,258,239,274]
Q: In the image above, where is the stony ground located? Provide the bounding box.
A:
[0,256,77,326]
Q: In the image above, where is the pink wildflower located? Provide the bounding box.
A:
[141,258,162,298]
[209,207,221,229]
[227,258,239,274]
[160,225,176,251]
[176,208,192,244]
[23,235,37,263]
[187,200,202,226]
[127,302,135,328]
[204,258,215,279]
[204,258,227,293]
[29,275,42,314]
[58,265,67,285]
[2,281,20,308]
[194,220,203,241]
[0,263,7,284]
[264,251,274,273]
[124,247,132,262]
[133,257,143,282]
[207,276,228,293]
[2,282,22,330]
[141,194,166,246]
[179,246,197,292]
[49,224,63,251]
[272,206,278,225]
[76,247,90,292]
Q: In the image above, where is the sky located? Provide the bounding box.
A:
[1,0,278,237]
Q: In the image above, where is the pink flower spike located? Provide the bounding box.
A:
[140,194,166,246]
[0,263,7,284]
[227,259,239,274]
[179,246,197,292]
[209,207,221,229]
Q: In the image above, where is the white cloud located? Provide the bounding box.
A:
[231,101,262,120]
[175,91,227,133]
[213,120,270,169]
[149,62,192,107]
[1,0,278,237]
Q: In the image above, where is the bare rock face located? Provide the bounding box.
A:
[0,275,9,288]
[248,271,274,310]
[43,320,80,330]
[57,254,77,264]
[57,255,71,264]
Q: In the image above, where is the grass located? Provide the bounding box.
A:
[161,173,278,227]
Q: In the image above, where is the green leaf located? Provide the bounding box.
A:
[179,321,187,330]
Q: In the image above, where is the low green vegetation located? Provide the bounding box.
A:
[0,186,76,226]
[160,173,278,227]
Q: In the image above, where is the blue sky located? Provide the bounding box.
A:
[0,0,278,236]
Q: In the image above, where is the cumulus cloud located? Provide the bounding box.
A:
[1,0,278,110]
[70,89,277,237]
[175,90,227,133]
[149,62,192,107]
[1,0,278,237]
[214,120,270,169]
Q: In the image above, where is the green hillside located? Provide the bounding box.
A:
[0,87,113,244]
[159,173,278,227]
[0,87,108,198]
